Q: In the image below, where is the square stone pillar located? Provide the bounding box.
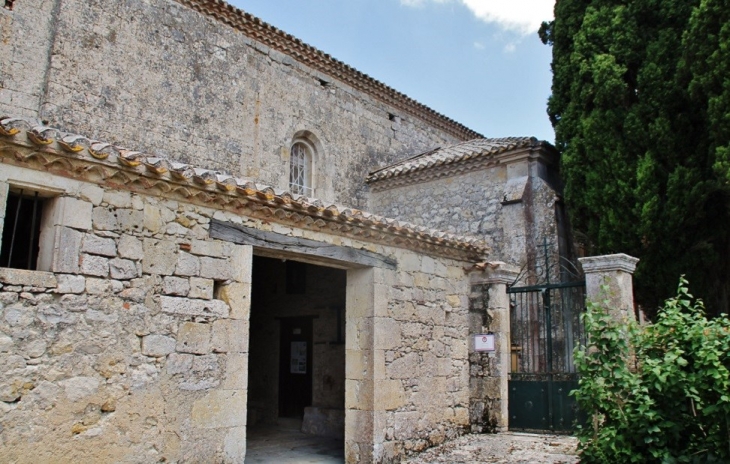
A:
[579,254,639,322]
[469,263,520,432]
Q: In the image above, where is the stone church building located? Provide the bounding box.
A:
[0,0,583,462]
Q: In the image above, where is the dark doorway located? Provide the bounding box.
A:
[247,256,346,427]
[278,317,313,418]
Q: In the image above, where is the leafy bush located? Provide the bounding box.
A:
[573,278,730,463]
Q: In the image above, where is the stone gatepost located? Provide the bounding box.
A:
[578,254,639,321]
[469,263,519,432]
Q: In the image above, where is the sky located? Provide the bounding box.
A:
[228,0,556,142]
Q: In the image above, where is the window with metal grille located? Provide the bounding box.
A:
[1,189,45,270]
[289,141,313,197]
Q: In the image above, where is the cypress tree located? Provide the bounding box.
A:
[540,0,730,316]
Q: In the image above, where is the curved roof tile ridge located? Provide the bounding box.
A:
[175,0,482,141]
[0,116,490,261]
[367,136,552,184]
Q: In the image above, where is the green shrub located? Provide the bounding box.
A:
[573,278,730,463]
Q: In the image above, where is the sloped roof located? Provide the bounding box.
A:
[0,117,489,261]
[367,137,550,184]
[176,0,481,141]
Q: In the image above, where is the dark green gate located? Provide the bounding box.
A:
[507,245,586,433]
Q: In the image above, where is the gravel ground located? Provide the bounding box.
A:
[402,432,579,464]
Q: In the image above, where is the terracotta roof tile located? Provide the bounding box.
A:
[367,137,552,184]
[0,116,489,261]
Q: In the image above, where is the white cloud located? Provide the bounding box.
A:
[473,41,485,50]
[401,0,555,36]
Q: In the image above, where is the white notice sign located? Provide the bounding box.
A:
[474,334,495,352]
[290,341,307,374]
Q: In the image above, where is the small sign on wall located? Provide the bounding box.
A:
[474,333,495,352]
[290,341,307,374]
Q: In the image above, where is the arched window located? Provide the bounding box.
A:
[289,141,313,196]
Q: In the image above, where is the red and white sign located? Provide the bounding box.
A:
[474,334,495,352]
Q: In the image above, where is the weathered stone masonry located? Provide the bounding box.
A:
[0,121,487,463]
[0,0,577,462]
[0,0,478,208]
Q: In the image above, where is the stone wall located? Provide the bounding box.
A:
[0,161,477,463]
[345,256,471,463]
[0,164,252,462]
[0,0,466,208]
[369,156,566,270]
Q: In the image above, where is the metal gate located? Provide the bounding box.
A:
[507,243,586,433]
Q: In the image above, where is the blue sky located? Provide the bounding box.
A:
[229,0,556,142]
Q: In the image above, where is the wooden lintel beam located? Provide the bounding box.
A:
[210,219,397,270]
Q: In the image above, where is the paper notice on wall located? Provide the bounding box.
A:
[290,341,307,374]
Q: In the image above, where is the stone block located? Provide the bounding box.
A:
[0,268,57,287]
[50,227,82,274]
[188,277,213,299]
[59,376,101,402]
[92,206,118,231]
[421,256,436,274]
[85,277,111,294]
[373,318,400,350]
[166,352,194,374]
[109,258,139,279]
[400,253,421,272]
[81,233,116,257]
[143,238,177,275]
[224,426,247,463]
[211,319,248,353]
[131,195,144,210]
[0,334,13,353]
[346,349,371,381]
[229,245,252,283]
[160,296,230,318]
[60,294,88,312]
[102,190,132,208]
[78,183,104,206]
[163,276,190,296]
[190,239,226,258]
[345,409,374,444]
[47,196,92,230]
[387,352,419,379]
[176,322,211,354]
[352,317,374,351]
[191,390,247,428]
[116,209,144,233]
[144,204,164,233]
[376,380,405,411]
[79,254,109,277]
[217,282,250,320]
[222,353,248,389]
[166,222,189,236]
[346,269,374,319]
[4,308,34,327]
[118,234,143,260]
[174,251,200,276]
[199,256,232,280]
[142,334,176,357]
[55,274,85,294]
[393,411,421,440]
[346,379,373,411]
